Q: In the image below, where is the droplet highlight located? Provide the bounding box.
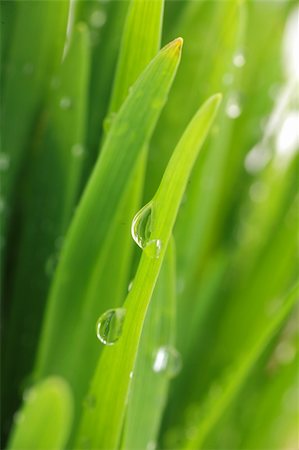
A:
[96,308,126,345]
[153,345,182,378]
[225,95,242,119]
[233,51,246,68]
[60,96,72,110]
[71,143,85,158]
[144,239,162,259]
[90,10,107,28]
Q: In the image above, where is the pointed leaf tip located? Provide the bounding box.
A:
[164,37,184,55]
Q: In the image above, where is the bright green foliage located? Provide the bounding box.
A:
[1,0,298,449]
[7,377,73,450]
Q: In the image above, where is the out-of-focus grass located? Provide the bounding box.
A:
[1,1,298,449]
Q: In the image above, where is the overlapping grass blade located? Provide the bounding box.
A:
[34,38,182,438]
[184,284,299,449]
[2,24,90,429]
[75,93,221,449]
[122,238,176,450]
[1,0,69,230]
[7,377,73,450]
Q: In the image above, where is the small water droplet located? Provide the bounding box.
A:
[22,62,34,75]
[71,143,85,157]
[84,394,97,409]
[128,280,134,292]
[233,51,246,68]
[129,371,134,379]
[23,388,36,403]
[144,239,162,259]
[153,345,182,378]
[103,112,116,134]
[90,9,107,28]
[131,202,153,249]
[0,153,10,171]
[51,76,61,90]
[96,308,126,345]
[45,253,59,277]
[225,96,242,119]
[146,441,157,450]
[60,97,72,110]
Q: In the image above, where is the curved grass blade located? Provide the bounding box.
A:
[122,238,176,450]
[34,37,182,436]
[75,93,221,450]
[108,0,164,114]
[7,377,73,450]
[184,283,299,449]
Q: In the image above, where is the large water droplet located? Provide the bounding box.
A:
[96,308,126,345]
[60,97,72,110]
[153,345,182,378]
[144,239,162,259]
[131,202,153,249]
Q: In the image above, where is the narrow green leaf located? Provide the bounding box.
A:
[75,93,221,449]
[34,37,182,435]
[108,0,164,114]
[184,284,299,449]
[7,377,73,450]
[122,238,176,450]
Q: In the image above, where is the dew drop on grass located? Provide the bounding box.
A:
[131,202,162,258]
[233,51,246,68]
[0,153,10,171]
[225,96,242,119]
[96,308,126,345]
[90,10,107,28]
[128,280,133,292]
[153,345,182,378]
[129,371,134,379]
[71,143,85,158]
[60,96,72,110]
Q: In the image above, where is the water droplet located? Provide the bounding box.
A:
[90,10,107,28]
[96,308,126,345]
[51,76,61,90]
[60,97,72,110]
[145,239,162,259]
[274,341,296,365]
[225,96,242,119]
[128,280,133,292]
[103,112,116,134]
[0,153,10,171]
[244,144,271,174]
[146,441,157,450]
[45,253,59,277]
[23,388,36,403]
[71,143,85,157]
[233,51,246,68]
[84,394,96,409]
[131,202,153,249]
[129,371,134,379]
[13,412,24,424]
[153,345,182,378]
[22,62,34,75]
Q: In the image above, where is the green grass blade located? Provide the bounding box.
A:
[2,0,69,230]
[2,22,90,433]
[108,0,164,114]
[75,93,221,449]
[122,238,176,450]
[184,284,299,449]
[33,38,182,436]
[7,377,73,450]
